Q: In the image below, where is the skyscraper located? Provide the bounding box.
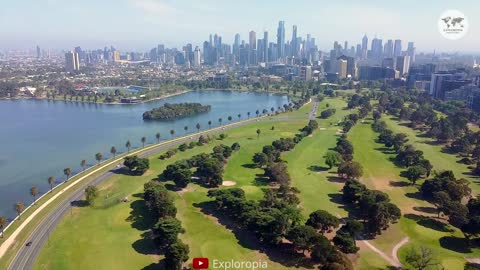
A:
[384,39,393,58]
[361,34,368,59]
[396,55,410,75]
[193,46,201,68]
[371,38,383,59]
[249,31,256,50]
[407,42,416,63]
[394,39,402,57]
[291,25,298,58]
[263,31,269,63]
[65,51,80,72]
[36,45,41,59]
[277,21,285,60]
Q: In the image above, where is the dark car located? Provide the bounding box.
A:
[26,241,32,247]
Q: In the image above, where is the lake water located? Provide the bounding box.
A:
[0,90,289,218]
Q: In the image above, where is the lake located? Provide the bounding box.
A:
[0,90,289,218]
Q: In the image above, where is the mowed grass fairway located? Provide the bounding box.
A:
[349,117,480,269]
[34,104,312,270]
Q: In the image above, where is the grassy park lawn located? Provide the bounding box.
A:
[349,117,480,269]
[34,110,308,270]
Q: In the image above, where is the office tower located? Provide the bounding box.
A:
[263,31,269,63]
[337,59,348,78]
[36,45,41,58]
[233,33,241,63]
[407,42,416,63]
[193,47,201,68]
[356,44,362,58]
[277,20,285,60]
[394,39,402,57]
[382,58,395,69]
[113,51,120,62]
[361,34,368,59]
[344,41,348,54]
[65,51,80,72]
[300,66,312,81]
[371,38,383,59]
[249,31,256,50]
[384,39,393,58]
[291,25,298,57]
[396,55,410,75]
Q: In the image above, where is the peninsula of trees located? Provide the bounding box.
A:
[143,103,211,121]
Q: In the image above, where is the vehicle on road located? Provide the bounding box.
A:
[26,241,33,247]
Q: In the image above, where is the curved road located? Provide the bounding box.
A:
[9,101,317,270]
[8,117,270,270]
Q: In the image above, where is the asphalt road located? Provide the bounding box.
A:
[7,117,264,270]
[9,102,317,270]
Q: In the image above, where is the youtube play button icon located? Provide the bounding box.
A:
[193,258,209,269]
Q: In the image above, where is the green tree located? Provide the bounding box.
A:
[253,152,269,167]
[218,118,222,126]
[156,132,161,143]
[15,202,25,219]
[184,126,188,134]
[306,210,340,234]
[170,129,175,138]
[110,146,117,158]
[256,129,261,138]
[287,225,318,253]
[325,151,342,169]
[164,240,189,270]
[141,136,146,148]
[196,123,201,132]
[124,156,150,175]
[208,120,212,129]
[64,167,72,180]
[153,217,184,249]
[405,166,426,185]
[228,116,232,122]
[405,246,439,270]
[48,176,55,192]
[85,185,98,205]
[30,186,39,204]
[337,161,363,179]
[95,152,103,165]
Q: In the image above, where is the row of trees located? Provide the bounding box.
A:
[143,181,189,270]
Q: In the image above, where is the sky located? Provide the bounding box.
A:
[0,0,478,53]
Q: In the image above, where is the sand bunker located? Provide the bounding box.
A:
[222,181,237,186]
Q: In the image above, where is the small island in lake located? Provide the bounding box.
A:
[143,102,211,120]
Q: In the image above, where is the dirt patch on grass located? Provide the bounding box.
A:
[178,185,196,194]
[222,181,237,186]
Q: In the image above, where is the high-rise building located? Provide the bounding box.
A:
[370,38,383,59]
[277,21,286,60]
[361,34,368,59]
[394,39,402,57]
[384,39,393,58]
[337,59,348,79]
[193,47,201,68]
[249,31,257,50]
[291,25,298,58]
[113,51,120,62]
[65,51,80,72]
[36,45,41,59]
[407,42,416,63]
[263,31,269,63]
[396,55,410,75]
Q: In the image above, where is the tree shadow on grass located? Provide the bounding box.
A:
[405,192,423,200]
[132,231,157,255]
[326,175,346,184]
[389,180,411,187]
[404,214,454,233]
[307,165,329,172]
[439,236,472,253]
[242,163,258,169]
[413,206,438,215]
[126,199,157,231]
[193,201,316,269]
[111,167,132,176]
[374,147,396,155]
[253,174,270,186]
[141,260,166,270]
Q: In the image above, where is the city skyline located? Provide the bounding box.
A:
[1,0,479,53]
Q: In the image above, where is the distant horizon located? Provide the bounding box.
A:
[1,0,478,54]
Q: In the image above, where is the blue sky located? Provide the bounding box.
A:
[0,0,478,52]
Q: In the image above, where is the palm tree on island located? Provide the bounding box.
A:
[95,152,103,165]
[110,146,117,158]
[15,202,25,220]
[64,168,72,181]
[256,110,260,117]
[196,123,201,132]
[208,120,212,129]
[218,118,223,126]
[30,186,39,205]
[237,114,241,120]
[247,112,251,119]
[184,126,188,135]
[141,137,146,148]
[81,160,87,171]
[170,129,175,139]
[0,216,6,238]
[126,140,131,153]
[228,116,232,123]
[48,176,55,192]
[156,132,161,143]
